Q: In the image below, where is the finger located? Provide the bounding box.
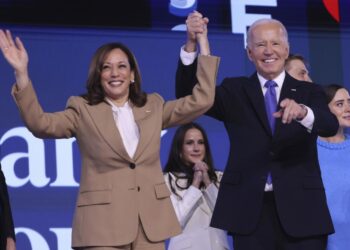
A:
[187,13,206,27]
[279,98,290,109]
[189,10,203,19]
[279,98,293,123]
[188,19,205,29]
[202,23,208,32]
[195,162,206,171]
[187,15,202,24]
[194,170,203,178]
[291,107,302,121]
[15,37,25,52]
[5,30,15,47]
[281,103,293,124]
[195,165,204,172]
[201,162,208,171]
[0,30,10,49]
[186,22,204,33]
[283,102,300,123]
[193,163,202,171]
[273,109,283,118]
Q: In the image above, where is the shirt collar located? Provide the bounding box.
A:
[257,71,286,89]
[105,98,131,111]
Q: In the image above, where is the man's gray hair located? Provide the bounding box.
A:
[246,18,289,48]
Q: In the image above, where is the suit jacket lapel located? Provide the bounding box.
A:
[244,73,272,135]
[86,101,131,162]
[278,74,300,105]
[132,103,154,161]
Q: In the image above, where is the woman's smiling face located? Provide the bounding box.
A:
[101,48,134,106]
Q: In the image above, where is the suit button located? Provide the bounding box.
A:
[269,151,275,157]
[129,163,136,169]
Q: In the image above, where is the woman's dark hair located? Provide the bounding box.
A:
[323,84,344,104]
[164,123,218,197]
[81,42,147,106]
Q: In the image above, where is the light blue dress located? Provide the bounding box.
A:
[317,135,350,250]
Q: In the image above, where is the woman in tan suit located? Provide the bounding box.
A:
[0,29,219,250]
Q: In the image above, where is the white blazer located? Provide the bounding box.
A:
[164,172,231,250]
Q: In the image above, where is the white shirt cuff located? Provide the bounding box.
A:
[297,105,314,131]
[180,45,198,66]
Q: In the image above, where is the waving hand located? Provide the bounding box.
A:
[0,29,30,89]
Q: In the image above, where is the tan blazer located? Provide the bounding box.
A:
[11,55,219,248]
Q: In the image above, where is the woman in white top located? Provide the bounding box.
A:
[164,122,230,250]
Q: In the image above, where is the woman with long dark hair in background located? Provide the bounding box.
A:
[164,123,230,250]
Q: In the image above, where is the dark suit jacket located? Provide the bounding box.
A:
[176,59,338,238]
[0,164,15,250]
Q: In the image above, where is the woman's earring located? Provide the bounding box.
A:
[131,79,135,84]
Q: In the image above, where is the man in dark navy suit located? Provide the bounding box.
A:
[175,11,338,250]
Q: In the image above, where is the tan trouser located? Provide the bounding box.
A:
[76,221,165,250]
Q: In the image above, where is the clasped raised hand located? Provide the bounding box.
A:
[184,11,210,54]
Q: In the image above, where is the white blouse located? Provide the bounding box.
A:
[106,99,139,158]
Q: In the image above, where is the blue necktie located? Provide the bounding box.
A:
[264,80,278,132]
[264,80,277,184]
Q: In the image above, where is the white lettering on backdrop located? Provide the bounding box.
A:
[0,127,78,187]
[230,0,277,46]
[15,227,71,250]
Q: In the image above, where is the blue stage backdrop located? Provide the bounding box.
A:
[0,1,350,249]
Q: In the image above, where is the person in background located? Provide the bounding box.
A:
[0,163,16,250]
[285,54,312,82]
[164,122,230,250]
[175,11,339,250]
[0,28,219,250]
[317,84,350,250]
